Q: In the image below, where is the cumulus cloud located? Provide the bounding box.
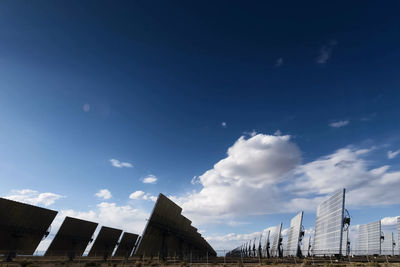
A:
[329,120,349,128]
[316,40,337,64]
[387,149,400,159]
[172,134,302,223]
[142,175,157,184]
[129,190,157,202]
[109,158,133,168]
[95,189,112,200]
[5,189,63,206]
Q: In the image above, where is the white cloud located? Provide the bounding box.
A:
[129,190,157,202]
[221,122,227,127]
[381,216,399,226]
[95,189,112,200]
[275,57,284,67]
[109,158,133,168]
[387,149,400,159]
[329,120,349,128]
[316,40,337,64]
[129,190,145,199]
[172,133,302,223]
[5,189,63,206]
[142,175,157,184]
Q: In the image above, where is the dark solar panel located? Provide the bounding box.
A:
[88,226,122,258]
[0,198,58,256]
[135,193,216,259]
[45,216,98,258]
[113,232,139,258]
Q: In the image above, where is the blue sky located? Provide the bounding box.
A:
[0,1,400,251]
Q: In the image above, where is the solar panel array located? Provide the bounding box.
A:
[88,226,122,258]
[135,193,216,259]
[356,220,381,255]
[114,232,139,258]
[0,198,58,256]
[313,189,345,256]
[45,216,98,258]
[284,211,303,257]
[270,223,282,257]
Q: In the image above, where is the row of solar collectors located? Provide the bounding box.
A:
[226,211,305,258]
[227,189,347,257]
[135,194,216,259]
[0,197,139,258]
[228,189,400,258]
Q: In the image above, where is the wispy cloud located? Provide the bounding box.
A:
[142,174,157,184]
[275,57,284,67]
[316,40,337,64]
[329,120,349,128]
[4,189,63,206]
[95,189,112,200]
[109,158,133,168]
[387,149,400,159]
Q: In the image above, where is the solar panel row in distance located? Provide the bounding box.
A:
[0,197,58,256]
[45,216,98,258]
[114,232,139,258]
[88,226,122,258]
[313,189,345,256]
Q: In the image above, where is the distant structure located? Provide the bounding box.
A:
[134,193,216,260]
[312,189,350,256]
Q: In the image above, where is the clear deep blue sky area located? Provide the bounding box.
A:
[0,1,399,250]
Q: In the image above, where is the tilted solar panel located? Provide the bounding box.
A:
[114,232,139,257]
[135,193,216,259]
[0,198,58,256]
[270,223,282,257]
[88,226,122,257]
[356,220,381,255]
[284,211,303,257]
[313,189,345,256]
[45,216,98,258]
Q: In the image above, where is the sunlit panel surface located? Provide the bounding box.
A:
[284,211,303,257]
[313,189,345,255]
[271,223,282,257]
[356,220,381,255]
